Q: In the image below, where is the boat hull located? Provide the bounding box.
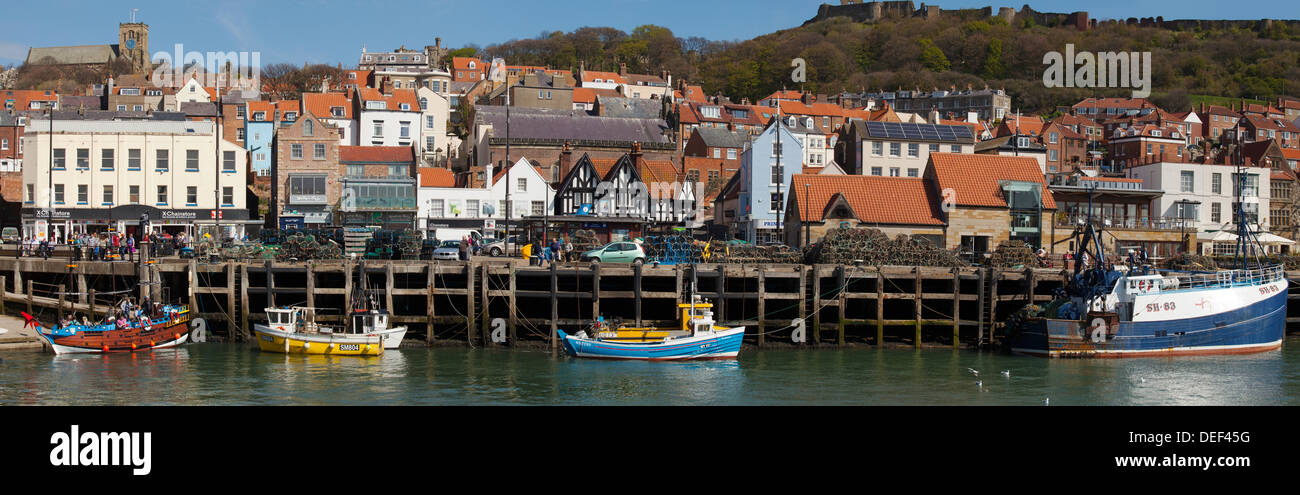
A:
[253,325,383,356]
[1006,288,1287,358]
[35,314,193,355]
[557,327,745,360]
[378,326,408,349]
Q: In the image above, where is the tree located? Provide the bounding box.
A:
[918,39,950,72]
[982,38,1005,79]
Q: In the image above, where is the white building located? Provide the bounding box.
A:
[416,86,451,166]
[1128,161,1273,255]
[417,157,554,238]
[356,86,421,148]
[21,117,250,240]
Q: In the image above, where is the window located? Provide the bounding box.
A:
[772,140,782,158]
[25,184,32,203]
[770,192,783,213]
[223,151,236,172]
[53,149,65,169]
[1,139,6,150]
[1211,203,1221,223]
[100,149,114,170]
[951,145,961,153]
[712,148,721,159]
[331,106,345,117]
[237,128,245,141]
[314,143,326,160]
[102,185,113,205]
[727,149,737,160]
[129,185,140,204]
[186,186,197,206]
[429,199,444,216]
[186,150,199,171]
[53,184,64,204]
[425,136,436,152]
[389,164,408,177]
[1180,171,1194,193]
[156,149,169,171]
[871,167,883,176]
[1233,173,1259,198]
[426,115,435,129]
[889,167,900,177]
[373,121,384,138]
[890,142,901,157]
[1048,149,1058,162]
[908,168,919,178]
[929,144,939,153]
[222,187,234,206]
[518,178,527,192]
[907,143,919,157]
[77,148,89,169]
[157,185,168,205]
[77,185,87,204]
[291,144,303,159]
[1211,173,1221,194]
[464,199,479,218]
[347,164,365,176]
[532,201,544,215]
[128,149,141,170]
[304,120,314,136]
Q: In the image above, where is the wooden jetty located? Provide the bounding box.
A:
[2,257,1298,350]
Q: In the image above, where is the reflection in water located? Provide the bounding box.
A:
[1,337,1298,405]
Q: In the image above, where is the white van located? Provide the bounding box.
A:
[433,229,483,243]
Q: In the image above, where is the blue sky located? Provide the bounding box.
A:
[3,0,1298,68]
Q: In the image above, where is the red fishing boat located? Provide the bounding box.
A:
[26,304,193,355]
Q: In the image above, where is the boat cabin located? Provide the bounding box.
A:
[350,309,390,335]
[266,307,324,333]
[678,298,717,335]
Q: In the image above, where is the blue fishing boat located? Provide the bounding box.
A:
[558,296,745,360]
[1004,167,1287,358]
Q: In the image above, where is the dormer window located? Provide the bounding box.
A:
[400,103,411,111]
[120,88,140,96]
[253,112,266,120]
[1151,130,1162,137]
[468,61,476,69]
[331,106,345,117]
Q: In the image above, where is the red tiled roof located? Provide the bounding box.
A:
[581,70,625,85]
[419,167,456,187]
[928,153,1056,209]
[790,174,943,225]
[637,158,680,183]
[339,146,415,163]
[246,101,275,121]
[573,87,620,104]
[762,90,803,102]
[356,87,420,112]
[1,89,58,111]
[1280,148,1300,160]
[303,92,353,120]
[1072,97,1155,109]
[452,57,484,71]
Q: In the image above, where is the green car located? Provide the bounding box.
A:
[580,241,646,264]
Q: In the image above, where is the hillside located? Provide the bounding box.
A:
[480,5,1300,116]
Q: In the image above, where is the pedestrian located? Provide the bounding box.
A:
[40,238,49,259]
[459,236,469,261]
[127,236,135,263]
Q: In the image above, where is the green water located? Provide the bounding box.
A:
[3,338,1299,405]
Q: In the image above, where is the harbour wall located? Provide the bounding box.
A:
[2,258,1299,350]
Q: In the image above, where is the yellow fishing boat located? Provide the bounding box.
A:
[254,307,383,356]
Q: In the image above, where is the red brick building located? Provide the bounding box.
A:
[271,112,342,229]
[1107,124,1191,171]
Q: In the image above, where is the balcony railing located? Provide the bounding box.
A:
[1054,213,1193,231]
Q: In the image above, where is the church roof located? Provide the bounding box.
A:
[26,45,119,66]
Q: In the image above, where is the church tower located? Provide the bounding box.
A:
[118,17,150,73]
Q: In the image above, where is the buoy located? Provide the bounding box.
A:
[131,343,137,350]
[102,345,110,352]
[174,333,181,340]
[149,341,155,347]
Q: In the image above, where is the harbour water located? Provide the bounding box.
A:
[3,337,1299,406]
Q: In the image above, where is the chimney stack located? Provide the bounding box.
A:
[560,141,574,181]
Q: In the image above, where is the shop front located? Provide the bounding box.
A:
[23,205,253,242]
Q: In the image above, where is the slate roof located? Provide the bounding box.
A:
[475,106,670,144]
[597,96,662,119]
[692,127,750,149]
[26,45,118,66]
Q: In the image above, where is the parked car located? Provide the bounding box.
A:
[580,241,646,264]
[431,240,463,261]
[482,236,520,257]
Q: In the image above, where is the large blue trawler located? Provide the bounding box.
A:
[1004,166,1288,358]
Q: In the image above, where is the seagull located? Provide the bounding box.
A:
[1043,398,1050,406]
[1001,370,1011,378]
[975,380,983,390]
[967,368,980,376]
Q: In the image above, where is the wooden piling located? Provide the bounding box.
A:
[550,261,558,354]
[426,263,437,345]
[634,263,643,328]
[757,268,766,347]
[873,268,882,346]
[465,261,476,345]
[509,264,518,343]
[952,268,961,349]
[811,267,821,344]
[240,263,250,340]
[479,262,489,346]
[57,284,65,321]
[797,266,806,346]
[26,279,33,314]
[591,262,600,322]
[914,268,922,348]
